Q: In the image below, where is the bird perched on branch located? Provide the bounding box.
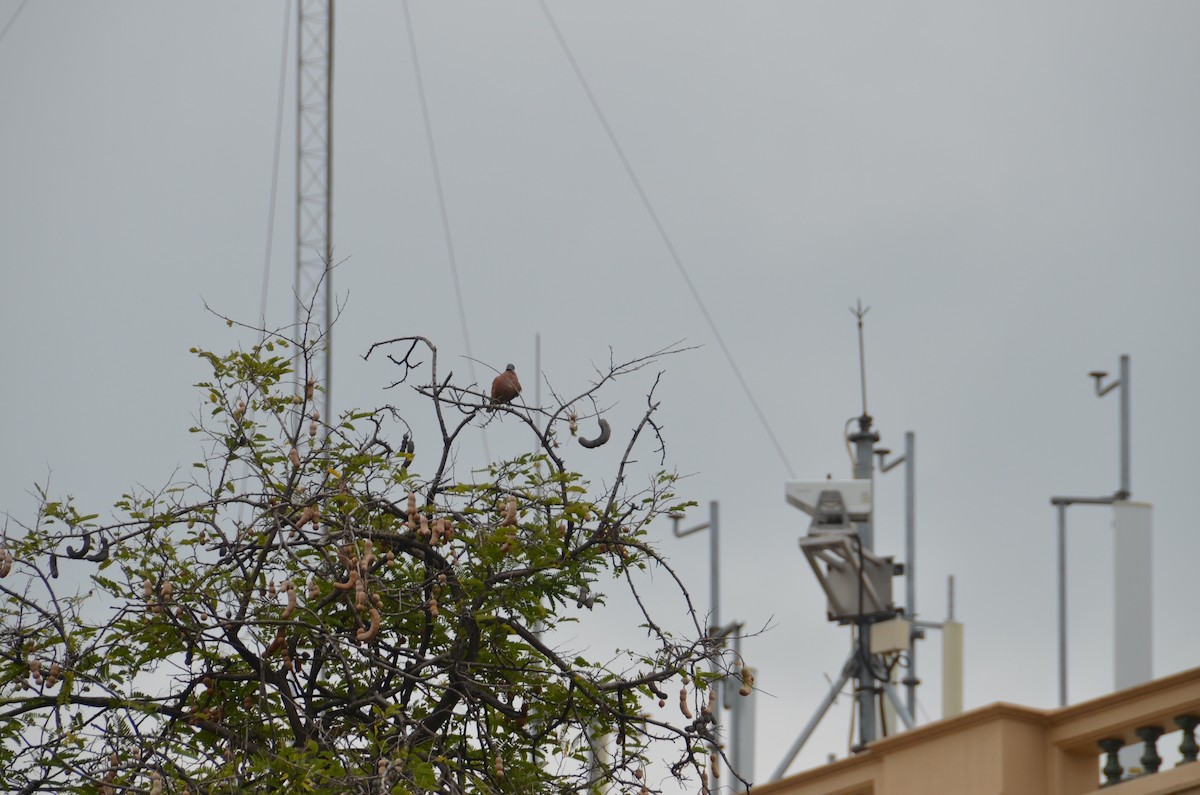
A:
[489,363,522,409]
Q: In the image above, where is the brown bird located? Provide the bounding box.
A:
[489,363,522,408]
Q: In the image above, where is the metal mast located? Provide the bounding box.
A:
[295,0,333,424]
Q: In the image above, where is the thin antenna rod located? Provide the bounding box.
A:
[535,332,541,412]
[851,299,870,416]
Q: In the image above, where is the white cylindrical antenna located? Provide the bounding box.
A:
[942,575,963,718]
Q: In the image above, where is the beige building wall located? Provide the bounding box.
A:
[756,666,1200,795]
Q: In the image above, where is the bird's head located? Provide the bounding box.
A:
[505,363,516,372]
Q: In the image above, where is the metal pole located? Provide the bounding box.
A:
[709,500,720,788]
[710,500,720,646]
[903,431,916,717]
[295,0,333,425]
[1050,494,1114,707]
[1057,502,1067,707]
[881,682,915,730]
[1119,354,1130,499]
[323,0,334,429]
[848,416,878,748]
[772,653,855,781]
[849,417,878,549]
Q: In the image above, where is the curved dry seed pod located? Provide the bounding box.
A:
[264,630,286,657]
[289,447,301,468]
[149,771,162,795]
[568,412,578,434]
[308,420,318,438]
[305,378,315,400]
[307,578,320,600]
[578,418,611,449]
[161,580,173,600]
[501,497,517,527]
[85,537,110,562]
[356,607,381,642]
[332,570,359,592]
[142,579,154,600]
[739,666,755,696]
[102,753,118,795]
[679,687,693,719]
[281,581,297,619]
[65,532,92,559]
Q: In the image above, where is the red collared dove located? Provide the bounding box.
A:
[489,363,522,408]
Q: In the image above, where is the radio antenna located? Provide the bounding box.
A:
[851,299,870,416]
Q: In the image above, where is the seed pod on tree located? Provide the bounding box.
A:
[578,418,612,449]
[332,569,358,592]
[738,665,755,697]
[281,580,297,619]
[356,607,381,642]
[679,687,692,719]
[265,630,286,657]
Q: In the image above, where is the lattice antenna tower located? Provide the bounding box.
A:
[296,0,333,426]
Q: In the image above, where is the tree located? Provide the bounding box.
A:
[0,315,748,794]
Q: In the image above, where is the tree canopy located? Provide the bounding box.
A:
[0,317,749,794]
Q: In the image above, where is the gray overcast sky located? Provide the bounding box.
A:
[3,0,1199,785]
